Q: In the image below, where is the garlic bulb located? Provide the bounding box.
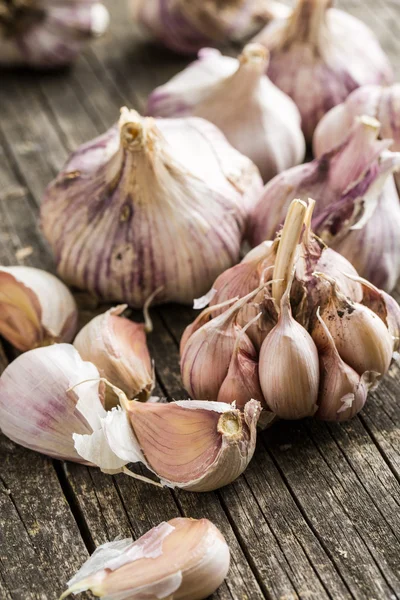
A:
[60,518,230,600]
[73,305,154,403]
[0,0,109,68]
[0,266,78,352]
[147,43,305,182]
[0,344,106,463]
[41,107,262,308]
[74,395,261,492]
[131,0,290,55]
[181,198,398,420]
[252,0,393,142]
[249,117,400,292]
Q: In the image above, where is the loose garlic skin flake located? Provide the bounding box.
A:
[60,518,230,600]
[41,108,262,308]
[0,266,78,352]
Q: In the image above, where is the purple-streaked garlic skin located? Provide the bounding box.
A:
[147,44,305,183]
[41,109,262,308]
[0,1,109,68]
[130,0,290,55]
[253,0,393,142]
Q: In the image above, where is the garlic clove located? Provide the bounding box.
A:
[312,274,393,377]
[42,108,262,308]
[313,248,363,303]
[253,0,393,142]
[60,517,230,600]
[259,273,320,419]
[313,309,371,421]
[0,344,105,463]
[0,266,78,352]
[74,305,154,405]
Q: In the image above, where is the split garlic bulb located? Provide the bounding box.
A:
[147,44,305,182]
[73,306,154,403]
[253,0,393,142]
[60,518,230,600]
[249,117,400,292]
[0,266,78,351]
[130,0,290,55]
[0,0,109,68]
[181,199,398,422]
[41,107,262,308]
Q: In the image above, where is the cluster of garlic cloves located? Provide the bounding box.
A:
[0,0,109,68]
[60,518,230,600]
[249,116,400,292]
[0,266,78,351]
[41,107,262,308]
[181,199,398,422]
[130,0,290,55]
[147,43,305,182]
[252,0,393,142]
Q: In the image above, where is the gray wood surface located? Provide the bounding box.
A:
[1,1,400,599]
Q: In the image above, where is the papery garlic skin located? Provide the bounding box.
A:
[0,1,109,68]
[253,0,393,142]
[131,0,290,55]
[74,396,261,492]
[0,344,106,463]
[0,266,78,352]
[148,44,305,182]
[60,518,230,600]
[41,108,262,308]
[74,305,154,403]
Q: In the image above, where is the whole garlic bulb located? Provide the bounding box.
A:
[0,266,78,351]
[147,44,305,182]
[252,0,393,142]
[60,518,230,600]
[41,107,262,308]
[248,116,400,292]
[130,0,290,55]
[181,199,397,421]
[0,0,109,68]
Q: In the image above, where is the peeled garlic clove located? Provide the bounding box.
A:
[253,0,393,142]
[0,1,109,68]
[41,108,262,308]
[312,275,393,377]
[131,0,290,55]
[148,43,305,182]
[0,266,78,352]
[259,276,319,419]
[0,344,108,463]
[313,309,370,421]
[74,306,154,404]
[60,517,230,600]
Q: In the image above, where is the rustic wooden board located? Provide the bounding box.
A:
[0,1,400,599]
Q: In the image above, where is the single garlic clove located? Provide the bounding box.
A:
[313,309,371,421]
[314,248,363,303]
[74,306,154,405]
[0,266,78,352]
[42,108,262,308]
[0,344,108,463]
[60,517,230,600]
[253,0,393,142]
[259,274,320,419]
[0,1,109,68]
[312,274,393,377]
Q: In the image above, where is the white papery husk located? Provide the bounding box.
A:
[60,518,230,600]
[0,0,109,68]
[41,108,263,308]
[0,266,78,352]
[73,305,154,402]
[74,396,261,492]
[0,344,110,463]
[147,43,305,182]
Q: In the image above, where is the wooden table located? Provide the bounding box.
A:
[1,1,400,599]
